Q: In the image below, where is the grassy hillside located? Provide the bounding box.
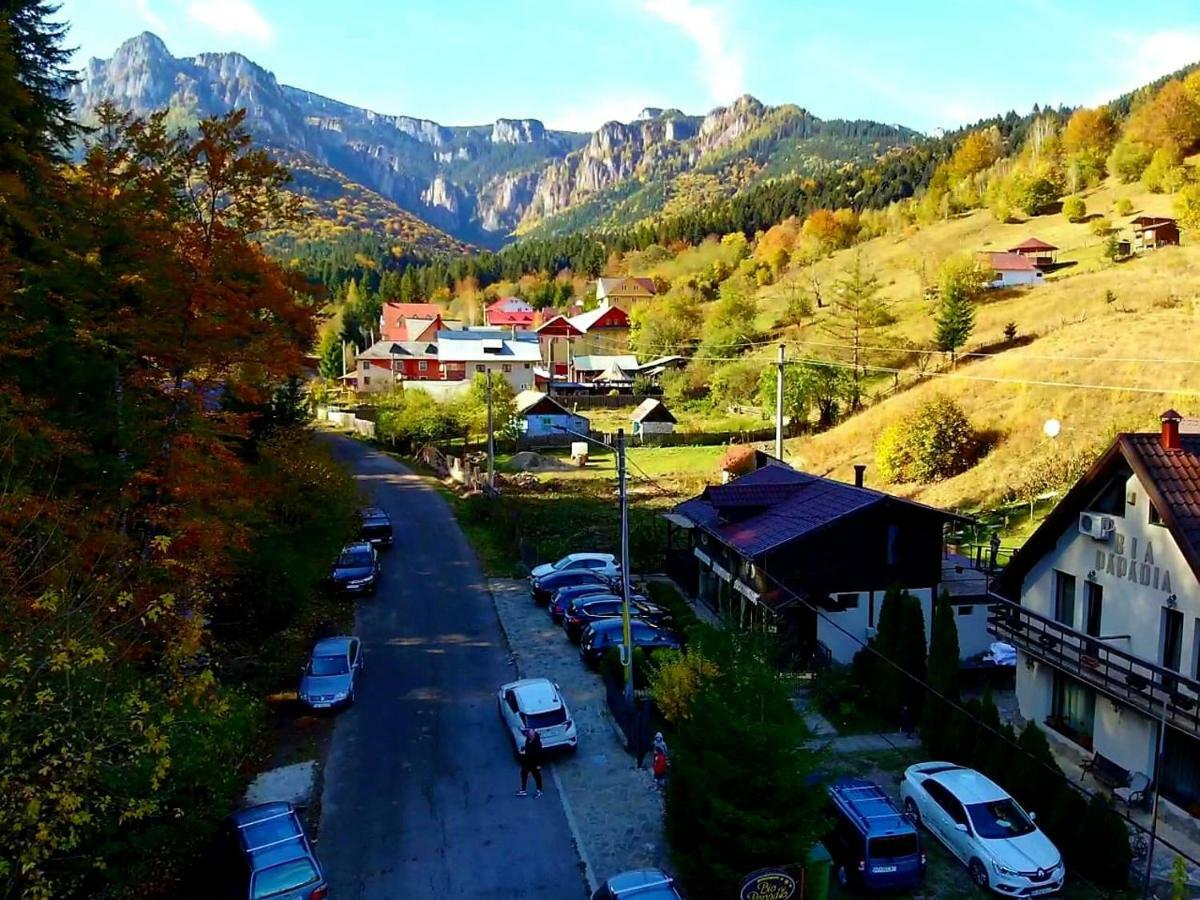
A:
[770,180,1198,533]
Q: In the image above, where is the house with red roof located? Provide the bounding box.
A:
[1132,216,1181,252]
[979,251,1044,288]
[485,297,538,330]
[993,411,1200,813]
[1007,237,1059,268]
[379,302,446,342]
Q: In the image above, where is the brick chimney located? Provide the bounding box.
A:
[1161,409,1183,452]
[854,464,867,488]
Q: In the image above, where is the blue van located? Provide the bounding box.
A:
[825,777,925,892]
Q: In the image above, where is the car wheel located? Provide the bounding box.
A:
[904,797,921,827]
[968,858,990,892]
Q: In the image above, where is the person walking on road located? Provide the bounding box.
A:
[517,726,544,798]
[651,732,669,792]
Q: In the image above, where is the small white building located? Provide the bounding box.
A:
[981,251,1045,288]
[994,411,1200,813]
[514,391,589,441]
[435,329,542,392]
[631,398,677,436]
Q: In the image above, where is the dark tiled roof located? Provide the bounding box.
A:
[1000,429,1200,594]
[675,465,950,559]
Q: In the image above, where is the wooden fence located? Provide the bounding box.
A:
[551,393,660,410]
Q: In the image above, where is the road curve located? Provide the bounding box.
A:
[317,435,585,899]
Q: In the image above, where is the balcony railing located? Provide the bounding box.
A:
[989,597,1200,740]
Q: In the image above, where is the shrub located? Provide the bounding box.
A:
[651,647,720,722]
[875,396,980,483]
[1003,321,1018,341]
[1114,197,1134,216]
[1174,181,1200,230]
[1108,139,1154,183]
[1090,216,1112,236]
[1142,147,1187,193]
[1073,794,1132,887]
[1062,196,1086,221]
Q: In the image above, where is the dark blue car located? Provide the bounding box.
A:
[222,802,327,899]
[826,777,925,892]
[548,583,619,624]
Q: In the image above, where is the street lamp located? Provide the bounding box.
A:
[553,423,635,704]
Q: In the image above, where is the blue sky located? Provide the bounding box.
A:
[57,0,1200,133]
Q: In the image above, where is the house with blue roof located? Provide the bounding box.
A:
[668,460,994,667]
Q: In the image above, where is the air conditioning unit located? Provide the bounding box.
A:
[1079,512,1115,541]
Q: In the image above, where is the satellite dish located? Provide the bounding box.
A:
[1044,418,1062,438]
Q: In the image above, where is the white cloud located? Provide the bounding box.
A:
[640,0,744,105]
[1094,29,1200,102]
[185,0,274,45]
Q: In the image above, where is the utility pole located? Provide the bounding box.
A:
[486,370,495,490]
[617,428,634,704]
[775,343,785,460]
[1143,698,1168,898]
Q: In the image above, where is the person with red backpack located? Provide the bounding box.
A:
[651,732,668,791]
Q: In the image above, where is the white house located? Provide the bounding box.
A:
[993,411,1200,813]
[436,329,542,392]
[981,251,1044,288]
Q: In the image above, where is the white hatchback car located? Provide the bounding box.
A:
[899,762,1065,896]
[497,678,578,753]
[530,552,621,582]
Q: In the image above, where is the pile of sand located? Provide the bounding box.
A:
[505,451,575,472]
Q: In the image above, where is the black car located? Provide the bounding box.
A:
[563,595,670,643]
[329,541,380,595]
[530,568,613,605]
[548,584,622,624]
[579,618,683,667]
[359,506,392,548]
[220,802,328,900]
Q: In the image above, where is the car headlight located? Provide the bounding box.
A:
[331,691,347,701]
[347,578,370,587]
[992,860,1017,877]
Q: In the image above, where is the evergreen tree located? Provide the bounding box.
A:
[921,590,960,754]
[934,284,976,365]
[821,253,890,407]
[318,330,344,379]
[871,587,927,721]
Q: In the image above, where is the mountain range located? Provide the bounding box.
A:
[70,33,923,250]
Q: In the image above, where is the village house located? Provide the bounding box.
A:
[352,339,442,392]
[485,296,537,330]
[1007,237,1059,268]
[595,276,657,311]
[667,461,993,668]
[535,302,632,381]
[435,329,542,392]
[631,398,677,437]
[991,411,1200,814]
[379,302,446,342]
[980,251,1045,288]
[514,391,590,441]
[1132,216,1181,252]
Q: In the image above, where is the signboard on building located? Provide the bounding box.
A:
[739,868,802,900]
[1094,531,1174,595]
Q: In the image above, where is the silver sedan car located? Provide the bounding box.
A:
[497,678,578,753]
[297,635,363,710]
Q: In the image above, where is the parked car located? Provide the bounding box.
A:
[221,802,328,900]
[563,594,669,643]
[297,636,363,710]
[591,868,684,899]
[548,583,619,624]
[359,506,393,548]
[530,552,620,582]
[497,677,578,754]
[329,541,380,595]
[530,567,613,606]
[579,619,682,668]
[825,777,925,892]
[899,762,1064,895]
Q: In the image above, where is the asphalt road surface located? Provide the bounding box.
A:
[317,435,586,899]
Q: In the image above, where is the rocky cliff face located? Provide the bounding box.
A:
[71,33,917,247]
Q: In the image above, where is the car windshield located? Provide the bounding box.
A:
[525,707,567,728]
[552,556,578,571]
[584,602,621,616]
[869,833,919,859]
[251,859,319,898]
[967,799,1036,839]
[338,550,373,568]
[309,655,348,676]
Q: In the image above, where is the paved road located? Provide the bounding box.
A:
[317,436,586,899]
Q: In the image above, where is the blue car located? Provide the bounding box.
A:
[826,777,925,892]
[222,802,327,899]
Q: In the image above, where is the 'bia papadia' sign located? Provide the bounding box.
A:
[1094,532,1174,595]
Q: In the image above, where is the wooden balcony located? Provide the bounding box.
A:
[989,597,1200,740]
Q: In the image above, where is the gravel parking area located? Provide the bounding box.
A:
[489,577,669,892]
